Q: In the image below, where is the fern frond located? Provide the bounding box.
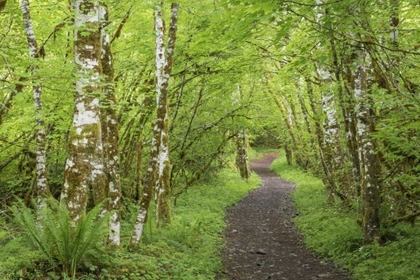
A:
[71,201,111,270]
[10,198,111,277]
[10,200,54,264]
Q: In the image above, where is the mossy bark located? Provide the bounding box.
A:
[62,0,106,223]
[154,3,178,228]
[132,3,179,240]
[20,0,49,207]
[314,1,348,203]
[305,76,335,203]
[235,129,251,180]
[131,122,159,244]
[354,45,381,244]
[99,4,121,246]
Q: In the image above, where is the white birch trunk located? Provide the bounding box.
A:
[354,45,381,244]
[155,3,178,227]
[99,4,121,246]
[20,0,48,207]
[315,0,344,201]
[62,0,105,223]
[131,3,179,242]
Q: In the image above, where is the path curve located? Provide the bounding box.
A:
[221,153,350,280]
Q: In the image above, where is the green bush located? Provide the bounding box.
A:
[4,199,111,279]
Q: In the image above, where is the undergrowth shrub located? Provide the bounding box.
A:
[2,199,111,279]
[271,152,420,280]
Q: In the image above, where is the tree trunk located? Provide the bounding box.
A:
[62,0,106,223]
[296,81,318,170]
[314,0,346,203]
[330,32,362,198]
[99,4,121,246]
[354,44,381,244]
[235,129,251,180]
[305,76,335,202]
[155,2,179,228]
[264,78,302,167]
[131,2,179,243]
[20,0,49,207]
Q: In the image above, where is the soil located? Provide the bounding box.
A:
[220,153,351,280]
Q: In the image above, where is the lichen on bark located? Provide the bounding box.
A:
[62,0,106,223]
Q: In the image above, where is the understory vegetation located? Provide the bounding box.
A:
[0,169,260,279]
[271,153,420,280]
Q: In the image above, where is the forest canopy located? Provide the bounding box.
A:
[0,0,419,278]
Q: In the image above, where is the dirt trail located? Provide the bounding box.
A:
[220,153,350,280]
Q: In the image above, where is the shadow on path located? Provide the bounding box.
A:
[220,153,350,280]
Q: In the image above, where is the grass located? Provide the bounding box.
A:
[0,167,261,279]
[133,168,261,279]
[270,152,420,280]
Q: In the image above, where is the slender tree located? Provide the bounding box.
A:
[131,2,179,243]
[314,0,345,202]
[235,129,251,179]
[154,2,179,227]
[233,85,251,179]
[20,0,49,207]
[354,43,381,244]
[99,3,122,246]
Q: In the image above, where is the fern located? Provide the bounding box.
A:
[10,199,112,277]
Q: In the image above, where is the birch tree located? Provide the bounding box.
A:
[20,0,48,207]
[314,0,345,202]
[99,3,121,246]
[354,43,381,244]
[131,2,179,244]
[235,129,251,179]
[61,0,106,222]
[233,85,251,180]
[154,2,179,227]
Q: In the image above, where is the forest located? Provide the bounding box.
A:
[0,0,419,279]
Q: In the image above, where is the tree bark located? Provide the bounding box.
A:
[314,0,346,203]
[20,0,49,207]
[235,129,251,180]
[62,0,106,223]
[155,2,179,228]
[131,2,179,243]
[354,44,381,244]
[99,4,121,246]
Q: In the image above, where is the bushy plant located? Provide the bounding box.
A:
[8,199,111,278]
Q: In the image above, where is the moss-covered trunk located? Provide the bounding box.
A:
[354,45,381,244]
[99,4,121,246]
[235,129,251,180]
[62,0,106,223]
[20,0,49,206]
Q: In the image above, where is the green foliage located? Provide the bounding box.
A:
[5,199,111,278]
[271,152,420,280]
